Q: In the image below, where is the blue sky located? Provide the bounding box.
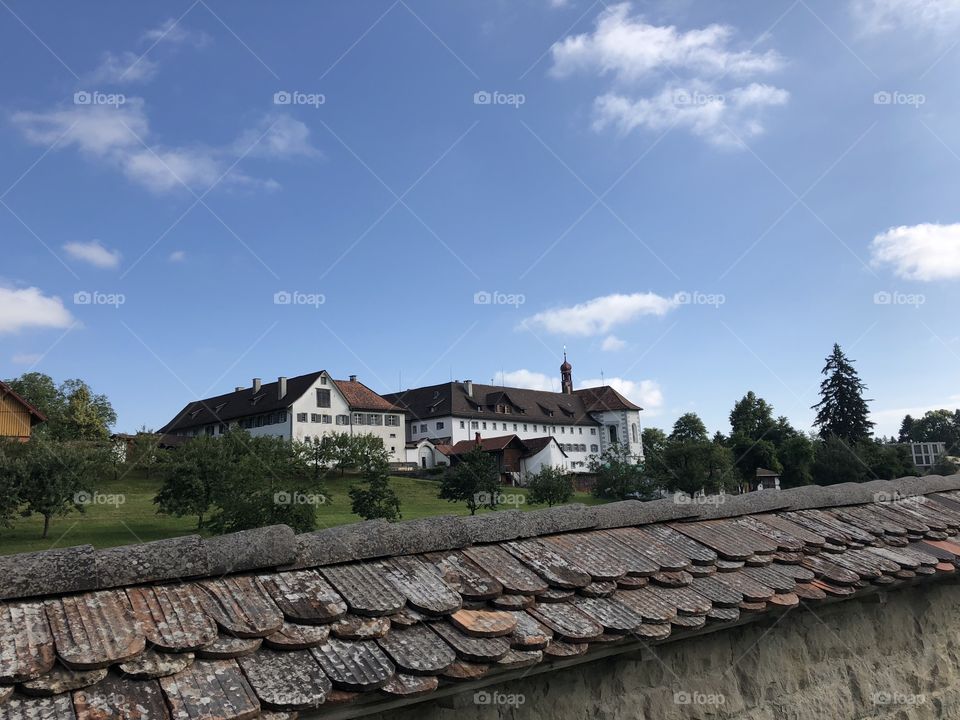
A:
[2,0,959,438]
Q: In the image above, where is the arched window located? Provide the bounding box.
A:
[631,423,639,444]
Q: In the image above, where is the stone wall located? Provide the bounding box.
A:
[371,582,960,720]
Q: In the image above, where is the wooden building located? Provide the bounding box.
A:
[0,380,46,441]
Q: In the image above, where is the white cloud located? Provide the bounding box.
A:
[11,100,308,194]
[870,223,960,281]
[87,51,159,84]
[0,287,74,334]
[493,369,557,392]
[522,291,678,336]
[601,335,626,351]
[550,3,788,146]
[11,353,43,365]
[579,377,664,414]
[852,0,960,35]
[236,115,321,160]
[169,250,186,262]
[142,19,211,47]
[63,240,121,269]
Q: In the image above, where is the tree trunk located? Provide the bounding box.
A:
[42,514,51,539]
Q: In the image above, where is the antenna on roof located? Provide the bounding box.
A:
[601,369,605,385]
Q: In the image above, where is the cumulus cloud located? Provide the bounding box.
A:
[870,223,960,280]
[63,240,121,269]
[522,292,678,336]
[141,19,211,47]
[236,115,322,160]
[602,335,626,351]
[550,3,788,146]
[578,377,664,413]
[87,51,159,84]
[852,0,960,35]
[11,99,311,194]
[0,287,74,334]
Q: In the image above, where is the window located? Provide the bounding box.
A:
[523,424,528,431]
[471,421,479,429]
[316,389,331,408]
[336,415,349,425]
[591,444,599,453]
[436,422,444,430]
[561,427,566,434]
[322,415,332,424]
[354,413,365,425]
[279,410,287,422]
[368,414,383,426]
[482,422,487,430]
[578,428,583,435]
[297,413,308,422]
[460,421,465,429]
[513,424,518,431]
[632,423,639,444]
[502,423,507,430]
[218,423,226,434]
[420,423,427,432]
[590,428,597,435]
[311,413,322,423]
[321,376,327,385]
[386,415,400,427]
[205,425,214,436]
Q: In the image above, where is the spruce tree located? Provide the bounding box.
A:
[812,343,874,443]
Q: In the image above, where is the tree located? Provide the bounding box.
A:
[929,455,959,476]
[13,437,108,538]
[641,427,671,488]
[812,344,874,442]
[669,413,708,443]
[858,440,917,480]
[125,430,162,478]
[349,450,401,521]
[898,414,916,442]
[778,434,815,488]
[590,443,652,499]
[527,466,573,507]
[439,446,501,514]
[729,432,781,488]
[154,435,227,528]
[811,435,868,486]
[909,410,960,454]
[0,442,24,528]
[4,373,116,440]
[729,392,776,441]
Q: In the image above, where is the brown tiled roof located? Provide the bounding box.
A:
[2,475,959,718]
[333,378,403,413]
[384,382,605,427]
[0,380,46,424]
[446,434,528,455]
[521,435,566,457]
[573,385,642,412]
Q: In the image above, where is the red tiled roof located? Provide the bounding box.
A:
[1,476,959,717]
[446,434,528,455]
[333,378,403,412]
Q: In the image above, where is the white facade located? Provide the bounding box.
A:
[521,439,569,478]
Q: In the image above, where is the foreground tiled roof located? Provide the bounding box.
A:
[2,474,960,719]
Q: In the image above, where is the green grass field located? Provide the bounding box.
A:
[0,470,606,556]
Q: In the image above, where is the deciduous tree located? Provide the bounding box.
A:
[526,466,573,507]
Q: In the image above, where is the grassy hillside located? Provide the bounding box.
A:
[0,470,605,556]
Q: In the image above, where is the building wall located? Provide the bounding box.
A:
[408,414,599,471]
[0,393,32,439]
[521,442,567,477]
[369,582,960,720]
[593,408,644,461]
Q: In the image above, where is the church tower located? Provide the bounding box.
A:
[560,351,573,394]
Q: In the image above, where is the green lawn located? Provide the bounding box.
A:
[0,470,606,556]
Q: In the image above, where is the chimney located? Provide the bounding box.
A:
[277,376,287,400]
[349,374,357,382]
[234,386,244,393]
[465,380,473,397]
[252,378,261,393]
